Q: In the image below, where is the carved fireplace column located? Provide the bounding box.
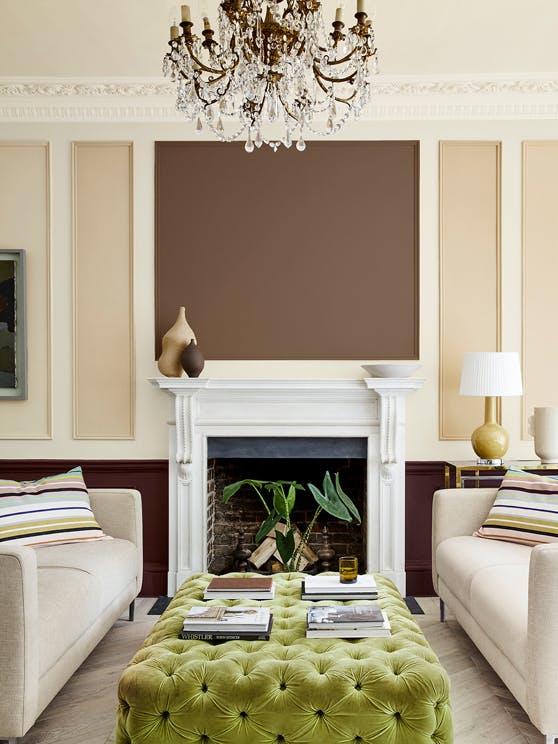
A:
[363,378,424,595]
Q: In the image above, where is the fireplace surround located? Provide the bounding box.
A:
[151,377,424,596]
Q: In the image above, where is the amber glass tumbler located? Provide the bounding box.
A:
[339,555,358,584]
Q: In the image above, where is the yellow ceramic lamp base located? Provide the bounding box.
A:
[471,396,509,463]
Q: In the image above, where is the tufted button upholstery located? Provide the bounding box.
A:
[116,573,452,744]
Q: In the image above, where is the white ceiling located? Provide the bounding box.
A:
[0,0,557,78]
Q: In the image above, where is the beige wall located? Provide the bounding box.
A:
[0,118,554,461]
[1,0,557,77]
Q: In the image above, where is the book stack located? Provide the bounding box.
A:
[306,604,391,638]
[301,574,378,601]
[181,605,273,641]
[203,576,275,600]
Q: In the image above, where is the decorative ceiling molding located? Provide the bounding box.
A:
[1,75,558,122]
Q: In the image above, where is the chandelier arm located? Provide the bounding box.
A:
[332,90,357,104]
[184,69,230,88]
[193,78,225,106]
[181,45,235,77]
[320,47,372,66]
[312,71,355,106]
[313,64,358,86]
[276,90,302,124]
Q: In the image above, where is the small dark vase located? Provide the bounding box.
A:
[180,340,205,377]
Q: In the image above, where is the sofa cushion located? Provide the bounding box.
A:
[35,538,137,610]
[436,535,530,611]
[37,566,100,677]
[475,468,558,546]
[0,466,108,547]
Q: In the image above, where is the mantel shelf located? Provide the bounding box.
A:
[150,377,426,392]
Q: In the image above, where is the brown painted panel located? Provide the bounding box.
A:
[405,461,447,596]
[155,141,419,360]
[0,460,168,597]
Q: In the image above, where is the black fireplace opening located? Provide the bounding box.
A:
[206,437,367,575]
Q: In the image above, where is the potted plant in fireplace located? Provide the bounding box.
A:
[222,472,361,572]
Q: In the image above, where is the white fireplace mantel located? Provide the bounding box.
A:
[150,377,424,596]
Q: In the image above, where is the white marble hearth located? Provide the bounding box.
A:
[151,377,424,596]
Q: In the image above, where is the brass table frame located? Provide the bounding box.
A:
[444,460,558,488]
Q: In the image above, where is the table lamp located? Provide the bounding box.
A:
[459,351,523,464]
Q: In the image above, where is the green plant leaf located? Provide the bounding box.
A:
[271,480,305,490]
[255,511,281,544]
[275,527,296,566]
[308,473,351,521]
[334,472,361,525]
[285,484,297,515]
[268,483,288,518]
[222,479,264,504]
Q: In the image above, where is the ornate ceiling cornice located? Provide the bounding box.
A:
[1,75,558,121]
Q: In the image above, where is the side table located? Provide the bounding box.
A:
[444,460,558,488]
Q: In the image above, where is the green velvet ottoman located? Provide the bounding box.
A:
[116,573,452,744]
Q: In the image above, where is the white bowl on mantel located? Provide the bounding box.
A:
[361,363,422,378]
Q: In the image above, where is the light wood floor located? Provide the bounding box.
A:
[0,596,546,744]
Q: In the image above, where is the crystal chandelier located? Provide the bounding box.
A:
[163,1,378,152]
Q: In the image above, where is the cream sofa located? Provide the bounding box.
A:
[432,487,558,744]
[0,488,143,743]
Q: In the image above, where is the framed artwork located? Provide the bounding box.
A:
[0,249,27,399]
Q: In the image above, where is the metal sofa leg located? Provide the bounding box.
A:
[128,599,135,622]
[440,598,446,622]
[4,738,18,743]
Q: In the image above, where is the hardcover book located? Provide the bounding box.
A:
[303,574,377,594]
[182,605,271,633]
[301,580,378,601]
[205,577,273,591]
[203,576,275,600]
[306,613,391,639]
[181,615,274,642]
[307,604,384,629]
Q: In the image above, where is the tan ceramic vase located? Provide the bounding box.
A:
[157,307,196,377]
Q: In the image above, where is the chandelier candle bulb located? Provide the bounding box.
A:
[181,4,191,22]
[357,0,365,13]
[203,16,210,30]
[170,25,179,40]
[335,7,343,22]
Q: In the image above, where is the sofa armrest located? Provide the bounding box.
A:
[89,489,143,595]
[0,546,39,738]
[432,488,497,593]
[526,543,558,734]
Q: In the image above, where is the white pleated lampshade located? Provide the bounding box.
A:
[459,352,523,397]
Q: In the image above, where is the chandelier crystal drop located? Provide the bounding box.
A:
[163,0,378,152]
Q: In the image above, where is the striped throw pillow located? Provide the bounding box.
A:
[475,468,558,546]
[0,466,108,547]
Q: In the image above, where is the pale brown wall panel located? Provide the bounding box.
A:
[0,142,51,439]
[439,141,501,439]
[522,142,558,435]
[73,142,134,439]
[155,141,419,361]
